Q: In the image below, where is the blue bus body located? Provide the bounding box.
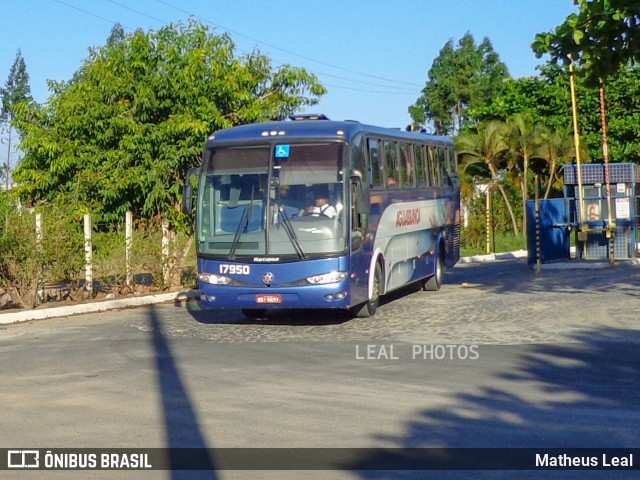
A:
[185,116,460,317]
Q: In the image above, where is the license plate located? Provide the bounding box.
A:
[256,294,282,304]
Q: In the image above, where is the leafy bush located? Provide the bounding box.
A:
[0,198,84,308]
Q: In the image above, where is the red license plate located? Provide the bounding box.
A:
[256,294,282,304]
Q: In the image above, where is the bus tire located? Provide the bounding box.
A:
[423,248,444,292]
[242,308,266,319]
[354,262,382,318]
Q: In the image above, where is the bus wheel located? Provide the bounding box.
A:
[354,262,382,318]
[242,308,266,319]
[423,250,444,292]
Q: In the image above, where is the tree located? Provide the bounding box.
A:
[539,125,576,199]
[1,49,31,191]
[532,0,640,225]
[13,20,326,229]
[506,113,545,234]
[533,1,640,82]
[455,120,519,235]
[410,33,509,135]
[470,65,572,131]
[469,62,640,167]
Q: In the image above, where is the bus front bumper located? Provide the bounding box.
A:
[197,281,351,310]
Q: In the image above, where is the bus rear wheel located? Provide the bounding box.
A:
[423,249,444,292]
[354,262,382,318]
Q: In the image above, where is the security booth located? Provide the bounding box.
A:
[563,163,639,260]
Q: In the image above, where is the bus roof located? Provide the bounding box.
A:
[205,118,453,148]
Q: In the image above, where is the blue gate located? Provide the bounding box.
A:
[526,198,570,265]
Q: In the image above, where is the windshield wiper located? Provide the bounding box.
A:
[229,185,258,260]
[277,204,306,260]
[228,206,249,260]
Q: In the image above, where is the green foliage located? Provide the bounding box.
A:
[470,63,640,165]
[13,20,326,230]
[92,218,195,293]
[470,65,571,132]
[456,115,577,237]
[530,1,640,170]
[532,0,640,87]
[0,195,43,309]
[461,231,527,257]
[460,180,525,254]
[1,49,31,123]
[1,49,32,188]
[0,195,83,308]
[92,230,128,293]
[0,199,196,309]
[38,204,85,284]
[410,33,509,134]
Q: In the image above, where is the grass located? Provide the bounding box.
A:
[460,231,527,257]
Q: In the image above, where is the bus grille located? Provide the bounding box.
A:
[450,223,461,264]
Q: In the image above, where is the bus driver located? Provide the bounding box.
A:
[304,187,338,218]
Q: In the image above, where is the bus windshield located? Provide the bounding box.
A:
[196,143,347,260]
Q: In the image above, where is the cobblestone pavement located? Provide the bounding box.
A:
[3,258,640,480]
[128,259,640,346]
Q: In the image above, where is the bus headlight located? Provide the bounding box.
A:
[198,273,232,285]
[306,271,348,285]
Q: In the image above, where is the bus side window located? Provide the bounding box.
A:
[400,143,415,189]
[414,144,426,187]
[437,147,448,186]
[367,138,383,189]
[384,140,399,188]
[445,148,459,184]
[427,147,437,187]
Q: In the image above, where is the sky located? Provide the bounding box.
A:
[0,0,578,130]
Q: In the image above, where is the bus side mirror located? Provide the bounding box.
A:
[182,167,199,214]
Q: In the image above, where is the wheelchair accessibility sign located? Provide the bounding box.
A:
[275,145,290,158]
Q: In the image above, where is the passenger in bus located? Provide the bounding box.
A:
[304,187,338,218]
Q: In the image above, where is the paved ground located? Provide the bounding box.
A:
[1,259,639,479]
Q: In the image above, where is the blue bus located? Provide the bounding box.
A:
[182,114,460,318]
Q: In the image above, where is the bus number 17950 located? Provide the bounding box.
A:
[219,264,250,275]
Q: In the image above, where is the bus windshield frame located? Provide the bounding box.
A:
[196,141,348,261]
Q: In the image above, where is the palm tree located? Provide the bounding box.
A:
[506,113,544,235]
[456,120,519,235]
[538,126,575,199]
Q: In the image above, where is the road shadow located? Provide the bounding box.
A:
[149,306,218,479]
[346,327,640,479]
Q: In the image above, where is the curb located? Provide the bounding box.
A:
[4,251,521,325]
[458,249,528,263]
[532,258,640,270]
[0,290,200,325]
[3,248,636,324]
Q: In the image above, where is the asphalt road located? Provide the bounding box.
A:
[1,259,640,479]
